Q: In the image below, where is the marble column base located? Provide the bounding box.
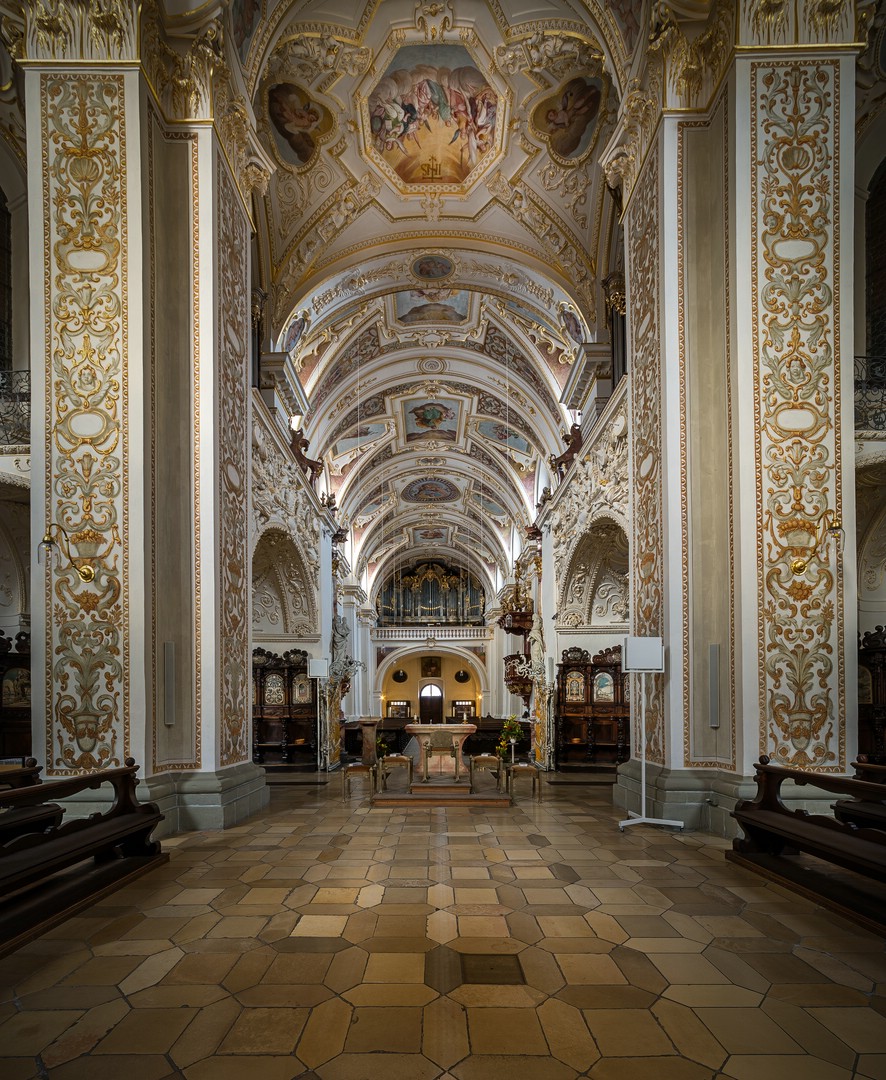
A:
[143,763,270,835]
[613,759,840,837]
[48,763,269,838]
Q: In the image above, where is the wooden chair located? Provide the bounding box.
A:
[379,754,413,791]
[505,762,542,801]
[470,754,502,793]
[341,761,377,799]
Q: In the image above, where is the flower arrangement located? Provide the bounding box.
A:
[496,714,524,759]
[375,736,389,758]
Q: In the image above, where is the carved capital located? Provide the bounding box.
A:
[141,2,223,120]
[21,0,138,62]
[738,0,856,46]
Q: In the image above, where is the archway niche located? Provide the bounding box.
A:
[558,518,630,631]
[251,528,317,640]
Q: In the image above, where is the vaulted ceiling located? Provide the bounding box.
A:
[239,0,643,595]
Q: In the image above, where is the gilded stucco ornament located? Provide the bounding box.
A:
[549,390,629,597]
[273,172,382,323]
[627,142,665,765]
[484,172,596,314]
[855,0,886,137]
[251,410,320,596]
[495,30,605,82]
[415,0,454,41]
[252,528,316,636]
[0,35,25,166]
[42,72,129,771]
[266,33,371,89]
[217,160,251,768]
[752,61,844,769]
[600,76,660,208]
[651,0,735,108]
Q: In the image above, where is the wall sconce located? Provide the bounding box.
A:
[788,510,844,576]
[38,523,117,583]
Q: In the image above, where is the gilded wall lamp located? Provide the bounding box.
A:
[787,509,845,576]
[38,523,118,583]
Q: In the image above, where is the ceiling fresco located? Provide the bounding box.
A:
[237,0,637,589]
[364,42,502,191]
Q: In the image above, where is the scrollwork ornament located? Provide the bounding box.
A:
[43,73,128,771]
[627,145,665,764]
[415,0,454,41]
[752,61,842,769]
[217,160,250,767]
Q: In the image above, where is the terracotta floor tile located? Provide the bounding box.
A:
[719,1055,854,1079]
[296,996,352,1068]
[363,952,425,983]
[0,1009,83,1056]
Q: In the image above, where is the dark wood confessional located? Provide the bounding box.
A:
[555,645,630,770]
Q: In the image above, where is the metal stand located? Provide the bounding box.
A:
[619,671,683,831]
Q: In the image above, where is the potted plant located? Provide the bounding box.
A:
[496,715,524,762]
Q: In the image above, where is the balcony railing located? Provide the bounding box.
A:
[855,355,886,431]
[371,626,493,641]
[0,371,29,446]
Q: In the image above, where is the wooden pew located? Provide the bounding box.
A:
[728,755,886,934]
[0,758,167,957]
[0,758,64,844]
[0,758,42,789]
[852,757,886,783]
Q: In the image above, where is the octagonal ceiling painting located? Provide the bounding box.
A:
[365,43,500,190]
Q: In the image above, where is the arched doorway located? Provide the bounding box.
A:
[419,683,443,723]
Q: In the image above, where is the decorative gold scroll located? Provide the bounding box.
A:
[752,61,844,770]
[217,158,251,767]
[627,140,664,765]
[42,74,128,773]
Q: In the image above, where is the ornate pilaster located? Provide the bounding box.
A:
[740,54,856,769]
[28,62,139,772]
[21,0,269,823]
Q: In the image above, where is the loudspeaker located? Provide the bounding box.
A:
[308,658,329,678]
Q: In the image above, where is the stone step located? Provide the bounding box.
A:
[409,781,472,794]
[372,791,512,808]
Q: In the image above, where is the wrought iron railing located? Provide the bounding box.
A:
[0,371,29,445]
[855,355,886,431]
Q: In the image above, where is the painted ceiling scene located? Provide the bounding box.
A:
[241,0,648,597]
